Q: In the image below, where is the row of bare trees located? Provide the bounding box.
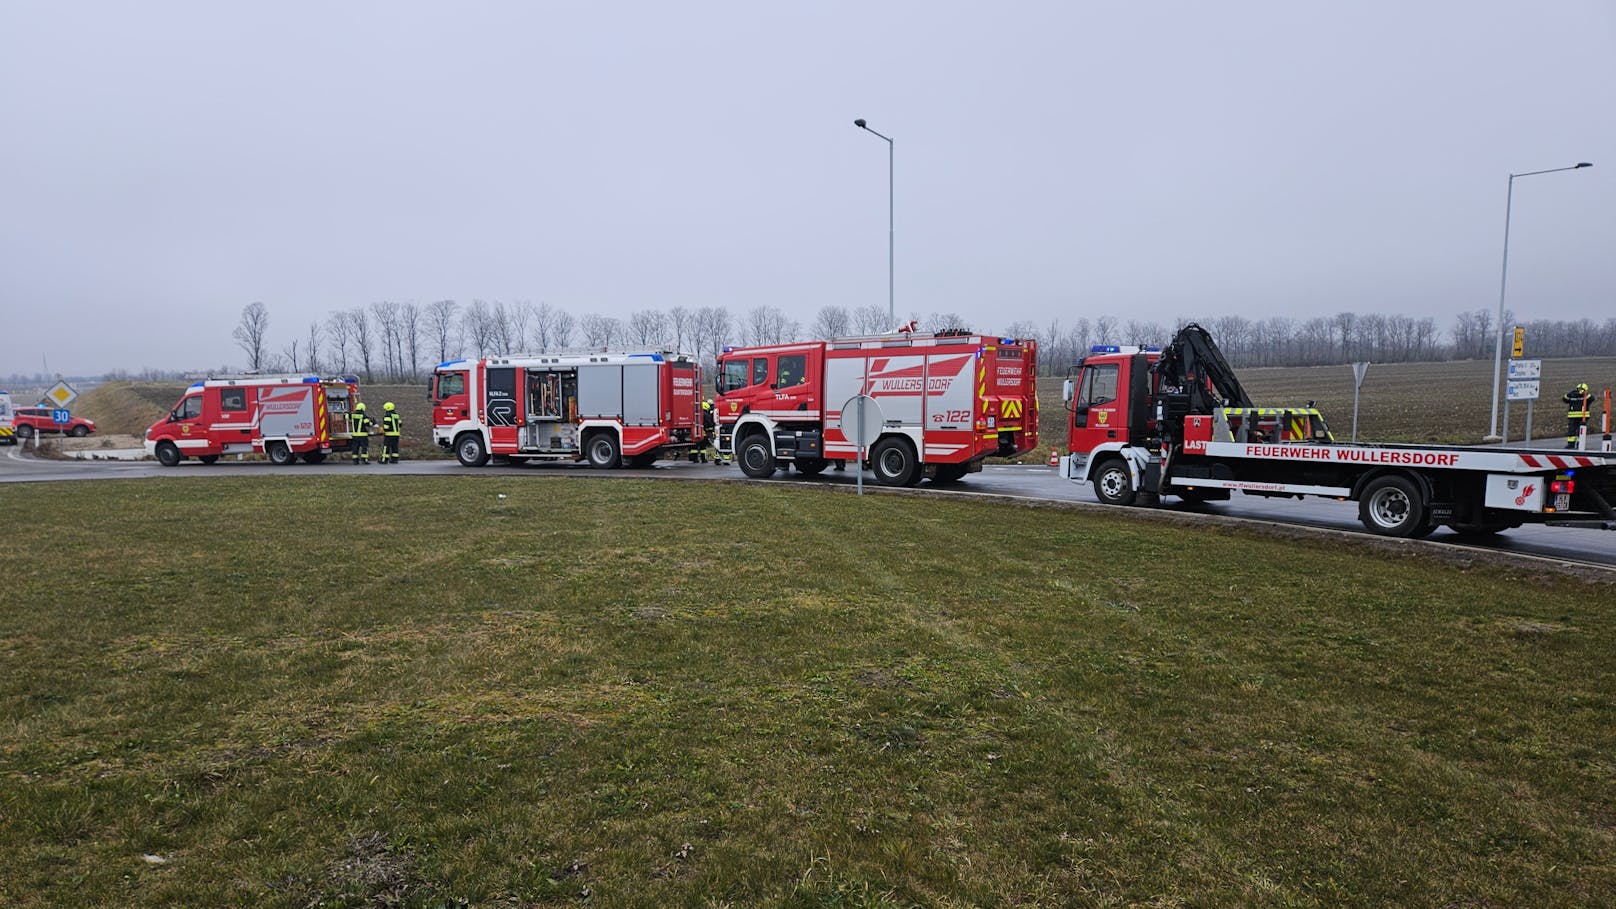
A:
[232,300,1616,382]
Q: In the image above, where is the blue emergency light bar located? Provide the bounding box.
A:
[1091,345,1122,353]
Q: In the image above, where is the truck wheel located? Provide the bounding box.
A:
[198,455,219,465]
[1358,475,1428,538]
[70,425,89,437]
[267,442,295,466]
[629,452,659,469]
[586,433,621,469]
[794,457,828,476]
[738,435,776,478]
[931,463,969,485]
[455,433,490,467]
[871,437,921,487]
[1092,459,1137,506]
[302,452,327,465]
[155,442,182,467]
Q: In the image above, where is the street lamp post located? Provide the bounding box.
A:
[1485,162,1592,441]
[853,118,894,325]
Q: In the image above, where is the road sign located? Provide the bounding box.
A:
[839,395,883,448]
[1506,380,1540,401]
[1511,326,1525,359]
[1507,359,1541,380]
[52,409,71,424]
[43,380,78,407]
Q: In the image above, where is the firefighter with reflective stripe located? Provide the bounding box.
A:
[380,402,402,464]
[690,398,714,463]
[349,402,372,464]
[1564,383,1591,449]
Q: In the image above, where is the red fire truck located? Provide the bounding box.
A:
[715,327,1039,486]
[431,351,703,468]
[145,375,361,466]
[1061,324,1616,537]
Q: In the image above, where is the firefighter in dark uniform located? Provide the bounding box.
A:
[349,402,372,464]
[380,401,402,464]
[1564,383,1591,449]
[691,398,715,463]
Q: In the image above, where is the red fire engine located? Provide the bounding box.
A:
[145,375,361,466]
[431,351,703,467]
[1062,324,1616,537]
[715,327,1039,486]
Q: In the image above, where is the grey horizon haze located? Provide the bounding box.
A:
[1,1,1612,377]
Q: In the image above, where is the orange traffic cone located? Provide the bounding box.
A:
[1048,448,1060,467]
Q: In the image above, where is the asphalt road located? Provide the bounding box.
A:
[6,444,1615,569]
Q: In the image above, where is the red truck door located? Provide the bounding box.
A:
[1069,358,1125,454]
[433,368,470,429]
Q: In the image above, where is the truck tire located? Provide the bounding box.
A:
[267,442,295,466]
[585,433,621,469]
[931,463,969,485]
[155,442,182,467]
[455,433,490,467]
[1092,459,1137,506]
[871,437,921,487]
[198,455,220,465]
[629,452,659,469]
[738,434,776,478]
[302,452,327,464]
[1358,475,1428,538]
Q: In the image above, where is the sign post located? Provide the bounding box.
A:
[1506,359,1541,446]
[839,394,882,497]
[1350,362,1370,443]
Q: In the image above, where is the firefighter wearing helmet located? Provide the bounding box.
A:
[380,402,402,464]
[349,402,372,464]
[690,398,715,463]
[1564,382,1592,449]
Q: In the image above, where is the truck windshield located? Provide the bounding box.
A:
[1078,364,1118,406]
[718,359,750,394]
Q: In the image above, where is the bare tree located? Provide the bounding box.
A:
[233,301,270,371]
[551,309,576,348]
[462,300,495,357]
[371,302,401,380]
[694,306,732,365]
[579,313,622,348]
[628,309,669,347]
[924,312,971,333]
[812,305,851,338]
[305,321,323,374]
[326,311,353,373]
[426,300,458,364]
[400,302,421,380]
[280,338,300,373]
[669,306,693,351]
[851,305,888,334]
[348,308,374,381]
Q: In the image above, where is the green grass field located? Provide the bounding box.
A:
[3,478,1613,907]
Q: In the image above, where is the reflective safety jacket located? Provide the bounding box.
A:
[382,412,402,437]
[1564,388,1591,418]
[349,412,371,437]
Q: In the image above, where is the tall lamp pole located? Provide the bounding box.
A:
[854,118,894,324]
[1486,161,1592,441]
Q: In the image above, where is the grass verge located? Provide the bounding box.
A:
[2,477,1613,907]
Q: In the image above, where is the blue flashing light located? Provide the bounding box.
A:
[721,346,735,354]
[303,376,320,383]
[1143,346,1162,353]
[627,353,666,362]
[436,360,465,370]
[1001,337,1016,345]
[1091,344,1121,354]
[189,381,205,389]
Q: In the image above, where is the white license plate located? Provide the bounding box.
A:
[1555,493,1571,511]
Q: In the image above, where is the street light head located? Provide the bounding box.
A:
[1575,162,1593,168]
[854,119,867,129]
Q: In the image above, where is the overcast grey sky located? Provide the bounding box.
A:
[2,1,1613,376]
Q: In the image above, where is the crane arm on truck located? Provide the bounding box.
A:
[1152,323,1252,413]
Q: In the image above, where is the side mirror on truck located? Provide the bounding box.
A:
[1062,379,1074,404]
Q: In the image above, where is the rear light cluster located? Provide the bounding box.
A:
[1550,478,1575,495]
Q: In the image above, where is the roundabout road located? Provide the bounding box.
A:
[5,446,1615,570]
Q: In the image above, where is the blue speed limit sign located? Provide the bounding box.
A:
[52,409,71,424]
